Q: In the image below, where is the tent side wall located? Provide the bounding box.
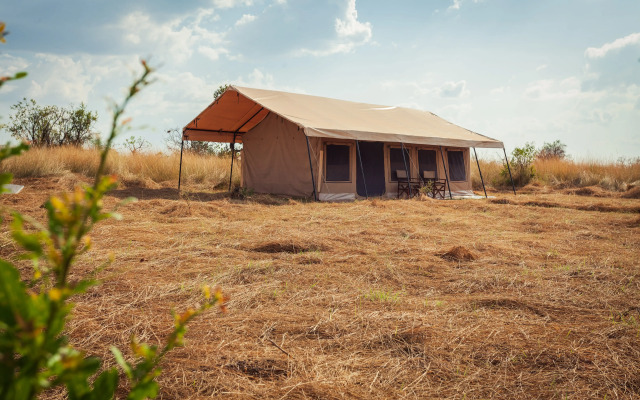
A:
[240,116,474,199]
[312,139,473,198]
[381,144,471,197]
[241,112,316,197]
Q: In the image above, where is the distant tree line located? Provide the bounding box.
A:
[4,84,238,154]
[2,98,97,147]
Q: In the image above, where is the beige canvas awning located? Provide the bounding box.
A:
[183,86,503,148]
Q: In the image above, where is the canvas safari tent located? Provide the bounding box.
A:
[182,86,513,200]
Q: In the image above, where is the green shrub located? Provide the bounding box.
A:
[0,41,225,400]
[498,142,538,187]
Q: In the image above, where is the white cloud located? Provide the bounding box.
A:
[233,68,307,94]
[235,14,257,26]
[536,64,548,71]
[490,86,509,96]
[198,46,229,61]
[235,68,275,89]
[212,0,253,9]
[448,0,462,11]
[0,54,29,76]
[447,0,481,12]
[438,80,469,98]
[585,109,613,125]
[117,10,228,64]
[299,0,372,56]
[24,53,130,104]
[335,0,372,41]
[523,77,582,101]
[585,32,640,59]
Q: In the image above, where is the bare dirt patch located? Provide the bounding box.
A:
[250,242,328,254]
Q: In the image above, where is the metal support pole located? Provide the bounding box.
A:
[473,147,487,199]
[228,133,236,191]
[503,147,517,196]
[400,142,411,198]
[356,140,368,199]
[440,146,453,199]
[305,135,318,201]
[178,139,184,191]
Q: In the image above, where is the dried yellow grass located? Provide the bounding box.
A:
[2,147,639,194]
[2,178,639,399]
[0,146,240,188]
[472,158,640,191]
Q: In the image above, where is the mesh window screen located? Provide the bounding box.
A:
[418,150,438,179]
[389,147,411,181]
[447,150,466,181]
[325,144,350,181]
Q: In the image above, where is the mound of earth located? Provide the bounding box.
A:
[621,187,640,199]
[569,186,611,197]
[437,246,477,261]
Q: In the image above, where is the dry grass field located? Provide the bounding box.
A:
[2,147,639,192]
[2,170,639,399]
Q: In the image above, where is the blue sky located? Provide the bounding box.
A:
[1,0,639,159]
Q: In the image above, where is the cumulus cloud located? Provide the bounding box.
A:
[523,77,582,101]
[0,54,29,76]
[24,53,134,104]
[586,109,613,125]
[212,0,253,9]
[235,68,276,89]
[299,0,372,56]
[438,80,469,98]
[582,33,640,91]
[585,32,640,59]
[198,46,229,60]
[447,0,481,12]
[335,0,372,42]
[117,10,228,64]
[235,14,257,26]
[448,0,462,11]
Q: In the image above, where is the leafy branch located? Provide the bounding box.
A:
[0,23,227,400]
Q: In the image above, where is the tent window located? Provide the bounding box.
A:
[418,149,438,179]
[325,144,350,182]
[389,147,411,181]
[447,150,466,181]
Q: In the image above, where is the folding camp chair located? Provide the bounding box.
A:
[422,170,447,199]
[396,170,419,198]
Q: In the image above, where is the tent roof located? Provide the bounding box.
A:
[183,86,503,148]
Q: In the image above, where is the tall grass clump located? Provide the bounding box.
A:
[0,146,241,188]
[472,157,640,191]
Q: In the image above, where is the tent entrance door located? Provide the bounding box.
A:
[356,141,386,197]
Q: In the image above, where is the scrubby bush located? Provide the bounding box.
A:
[538,140,567,160]
[3,99,98,147]
[497,142,538,187]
